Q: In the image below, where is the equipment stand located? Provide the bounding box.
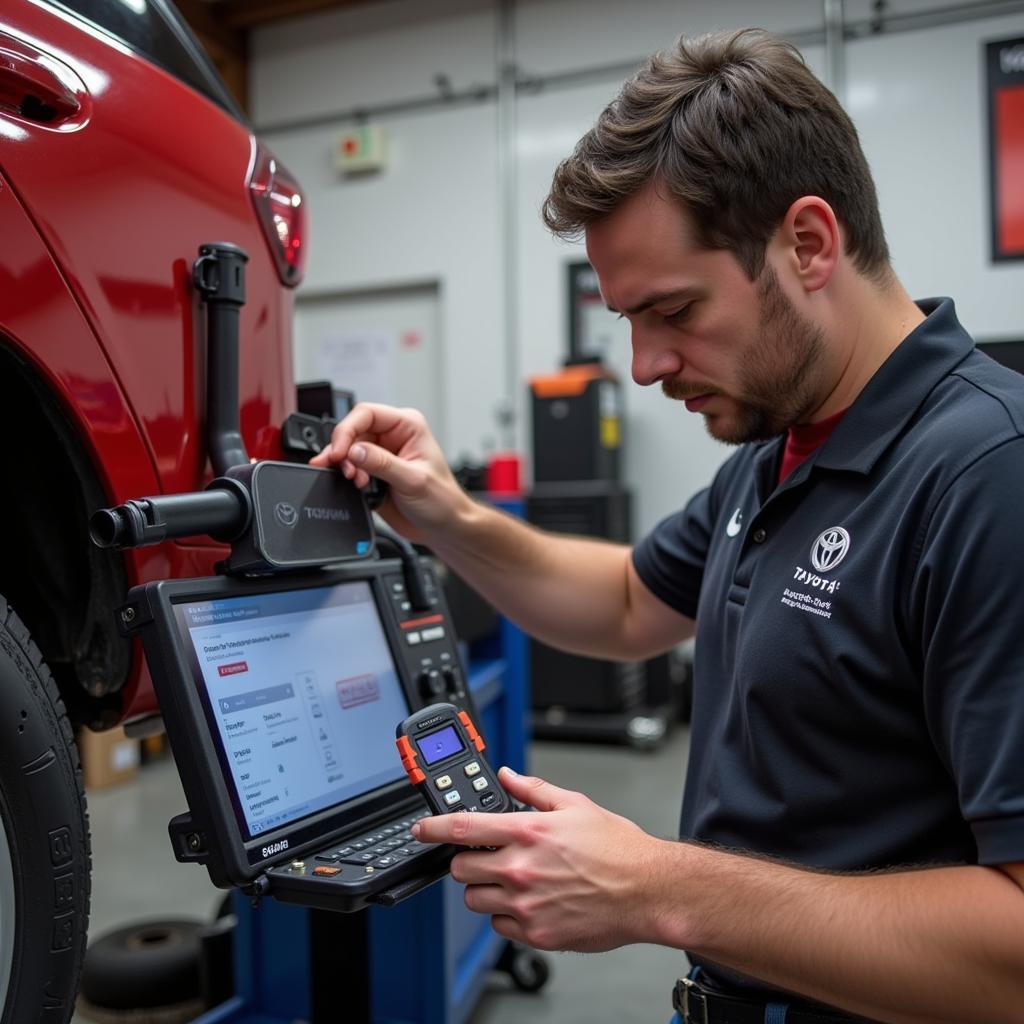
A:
[194,572,534,1024]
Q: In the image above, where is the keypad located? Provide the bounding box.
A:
[268,803,436,884]
[319,808,430,871]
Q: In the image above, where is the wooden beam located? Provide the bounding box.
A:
[175,0,249,113]
[175,0,245,54]
[218,0,380,30]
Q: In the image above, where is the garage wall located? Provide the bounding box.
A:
[845,11,1024,333]
[252,0,1024,537]
[251,0,502,473]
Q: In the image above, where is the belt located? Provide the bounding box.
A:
[673,976,870,1024]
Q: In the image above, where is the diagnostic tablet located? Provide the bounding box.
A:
[122,560,476,911]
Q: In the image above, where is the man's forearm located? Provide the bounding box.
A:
[424,498,648,659]
[646,841,1024,1024]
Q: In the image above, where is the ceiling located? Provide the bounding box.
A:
[187,0,386,30]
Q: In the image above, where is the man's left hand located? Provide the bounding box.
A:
[411,766,666,952]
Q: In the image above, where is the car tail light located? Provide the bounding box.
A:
[248,143,308,287]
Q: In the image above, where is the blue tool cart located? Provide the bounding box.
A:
[195,578,543,1024]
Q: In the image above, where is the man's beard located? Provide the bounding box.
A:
[662,267,828,445]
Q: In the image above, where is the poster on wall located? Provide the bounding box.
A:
[310,329,398,406]
[567,261,629,363]
[987,36,1024,262]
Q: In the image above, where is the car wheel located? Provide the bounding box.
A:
[0,595,91,1024]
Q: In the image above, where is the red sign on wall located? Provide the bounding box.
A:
[988,37,1024,261]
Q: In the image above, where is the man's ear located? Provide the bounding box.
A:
[774,196,840,293]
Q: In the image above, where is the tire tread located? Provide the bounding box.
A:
[0,594,93,1024]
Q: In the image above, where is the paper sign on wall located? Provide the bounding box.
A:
[311,330,398,406]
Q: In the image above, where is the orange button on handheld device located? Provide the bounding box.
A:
[396,734,427,784]
[457,710,486,753]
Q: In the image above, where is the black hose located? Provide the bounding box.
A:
[89,480,250,550]
[193,242,250,476]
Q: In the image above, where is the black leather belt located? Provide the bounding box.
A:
[673,976,871,1024]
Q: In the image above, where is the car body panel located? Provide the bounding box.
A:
[0,1,298,722]
[0,5,294,495]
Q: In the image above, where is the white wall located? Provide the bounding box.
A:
[251,0,497,122]
[260,97,503,462]
[513,0,822,76]
[846,12,1024,337]
[253,0,1024,537]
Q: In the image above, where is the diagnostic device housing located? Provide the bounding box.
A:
[397,703,513,816]
[119,561,479,912]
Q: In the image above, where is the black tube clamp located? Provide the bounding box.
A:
[192,242,248,304]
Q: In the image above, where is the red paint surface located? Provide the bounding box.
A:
[996,86,1024,254]
[0,4,300,721]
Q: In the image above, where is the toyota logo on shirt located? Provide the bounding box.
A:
[810,527,850,573]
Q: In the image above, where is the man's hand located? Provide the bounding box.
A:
[310,402,472,542]
[309,402,691,661]
[413,767,669,953]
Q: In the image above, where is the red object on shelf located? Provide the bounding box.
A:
[486,452,522,494]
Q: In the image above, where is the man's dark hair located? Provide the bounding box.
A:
[543,28,891,282]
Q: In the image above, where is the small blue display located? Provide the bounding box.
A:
[417,725,465,766]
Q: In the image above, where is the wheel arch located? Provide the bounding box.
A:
[0,340,133,727]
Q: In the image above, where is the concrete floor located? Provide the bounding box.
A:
[79,726,692,1023]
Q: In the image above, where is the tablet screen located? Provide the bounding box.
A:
[174,581,409,839]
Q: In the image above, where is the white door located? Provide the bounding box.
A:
[295,282,445,447]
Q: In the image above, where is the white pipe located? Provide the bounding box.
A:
[496,0,519,451]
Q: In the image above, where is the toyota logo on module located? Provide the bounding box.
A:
[274,502,298,528]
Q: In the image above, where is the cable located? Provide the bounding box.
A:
[373,519,432,611]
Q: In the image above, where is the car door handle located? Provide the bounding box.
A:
[0,43,81,124]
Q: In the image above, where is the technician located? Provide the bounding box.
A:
[312,28,1024,1024]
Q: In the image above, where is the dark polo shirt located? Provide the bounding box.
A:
[634,298,1024,875]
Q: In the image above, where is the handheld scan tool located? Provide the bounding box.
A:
[397,703,513,817]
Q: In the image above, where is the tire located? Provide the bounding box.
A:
[0,595,91,1024]
[80,919,203,1010]
[507,948,550,993]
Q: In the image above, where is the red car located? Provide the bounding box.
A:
[0,1,305,1018]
